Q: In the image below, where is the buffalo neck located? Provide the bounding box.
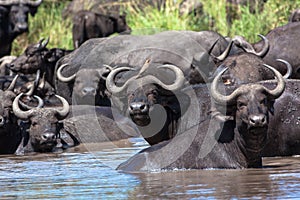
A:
[233,124,267,168]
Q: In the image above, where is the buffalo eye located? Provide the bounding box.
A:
[150,89,158,96]
[259,98,267,106]
[31,121,38,127]
[237,101,247,109]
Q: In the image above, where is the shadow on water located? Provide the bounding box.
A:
[1,137,300,199]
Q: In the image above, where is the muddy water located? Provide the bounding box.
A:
[1,137,300,199]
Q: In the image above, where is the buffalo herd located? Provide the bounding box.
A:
[1,0,300,173]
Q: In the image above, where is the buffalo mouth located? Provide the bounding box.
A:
[31,136,58,153]
[32,141,57,153]
[130,113,151,126]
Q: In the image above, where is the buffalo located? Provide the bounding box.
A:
[72,10,131,48]
[117,64,285,171]
[12,93,71,153]
[106,62,190,145]
[0,0,42,57]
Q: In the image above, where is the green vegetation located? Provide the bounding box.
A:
[11,0,300,55]
[12,1,72,55]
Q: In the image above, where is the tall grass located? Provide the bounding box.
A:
[12,1,72,55]
[202,0,300,42]
[10,0,300,55]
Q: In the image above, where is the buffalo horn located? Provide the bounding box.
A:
[211,64,285,105]
[262,64,285,99]
[213,40,233,61]
[37,37,49,50]
[25,69,40,96]
[135,64,185,91]
[6,74,19,91]
[12,93,38,120]
[54,95,70,119]
[276,59,292,79]
[105,67,136,94]
[56,64,76,82]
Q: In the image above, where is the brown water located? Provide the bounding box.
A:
[1,137,300,199]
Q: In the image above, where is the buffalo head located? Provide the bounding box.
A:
[57,64,111,105]
[9,38,49,74]
[113,14,131,34]
[0,0,42,35]
[13,93,70,152]
[106,62,189,145]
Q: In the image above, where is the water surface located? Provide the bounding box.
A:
[1,137,300,199]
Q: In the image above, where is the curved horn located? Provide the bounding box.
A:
[12,93,35,120]
[276,59,292,79]
[99,64,113,80]
[233,34,269,57]
[6,74,19,91]
[37,37,49,50]
[136,64,185,91]
[18,95,44,110]
[105,67,136,94]
[54,95,70,119]
[262,64,285,99]
[38,72,46,89]
[211,64,285,105]
[210,67,246,105]
[21,0,42,6]
[254,34,269,57]
[56,64,76,82]
[25,69,40,96]
[212,40,233,62]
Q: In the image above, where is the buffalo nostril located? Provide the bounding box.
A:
[42,133,56,141]
[129,102,148,113]
[249,115,266,127]
[82,87,96,95]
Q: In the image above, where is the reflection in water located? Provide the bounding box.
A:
[1,137,300,199]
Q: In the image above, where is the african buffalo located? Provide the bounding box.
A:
[106,62,190,145]
[12,93,71,153]
[0,0,42,57]
[72,10,131,48]
[117,64,285,171]
[8,38,72,87]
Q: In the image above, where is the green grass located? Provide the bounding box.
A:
[12,0,73,55]
[10,0,300,55]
